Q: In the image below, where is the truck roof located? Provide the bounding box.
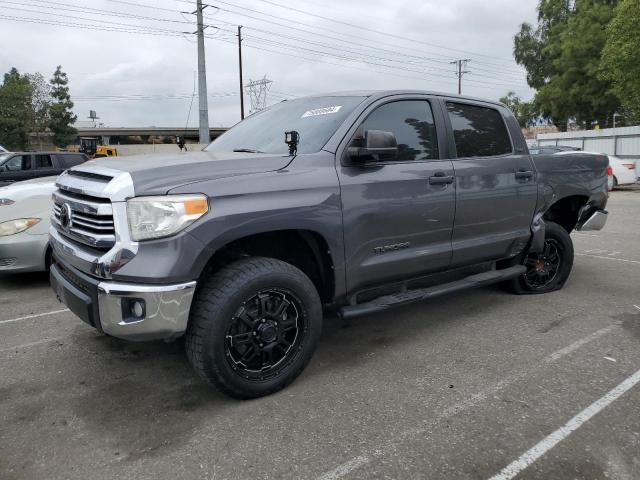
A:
[300,90,507,108]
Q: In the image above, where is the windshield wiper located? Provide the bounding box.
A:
[233,148,265,153]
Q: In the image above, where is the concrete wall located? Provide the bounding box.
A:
[115,144,208,157]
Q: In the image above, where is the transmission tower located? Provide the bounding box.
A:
[245,76,273,114]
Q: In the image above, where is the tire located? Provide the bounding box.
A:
[185,257,323,399]
[510,221,574,295]
[613,176,619,189]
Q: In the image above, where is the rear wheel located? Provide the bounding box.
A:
[186,257,322,399]
[510,221,574,294]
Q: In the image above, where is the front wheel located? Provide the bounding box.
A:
[510,221,574,294]
[186,257,322,399]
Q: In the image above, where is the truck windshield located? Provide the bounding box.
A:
[206,96,366,155]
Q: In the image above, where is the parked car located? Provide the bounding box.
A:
[0,151,88,187]
[49,90,609,399]
[555,151,637,188]
[529,145,581,155]
[0,176,56,273]
[0,145,8,153]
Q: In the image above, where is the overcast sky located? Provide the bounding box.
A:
[0,0,539,128]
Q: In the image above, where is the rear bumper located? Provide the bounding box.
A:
[576,209,608,231]
[50,259,196,341]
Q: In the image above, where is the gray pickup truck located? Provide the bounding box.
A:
[49,91,609,398]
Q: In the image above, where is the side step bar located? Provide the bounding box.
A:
[339,265,526,320]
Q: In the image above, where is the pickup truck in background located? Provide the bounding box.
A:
[48,91,609,399]
[0,151,88,187]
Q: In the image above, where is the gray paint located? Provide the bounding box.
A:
[51,90,609,307]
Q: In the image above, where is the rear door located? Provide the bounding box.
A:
[34,153,59,177]
[0,154,33,185]
[337,96,456,292]
[443,100,538,266]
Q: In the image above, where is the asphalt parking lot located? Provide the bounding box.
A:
[1,186,639,480]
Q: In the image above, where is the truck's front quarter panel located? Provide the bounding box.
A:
[169,152,346,300]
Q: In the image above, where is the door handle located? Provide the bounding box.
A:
[515,169,534,180]
[428,172,454,185]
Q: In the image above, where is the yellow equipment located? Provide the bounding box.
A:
[68,137,118,159]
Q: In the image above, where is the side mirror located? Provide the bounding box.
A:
[347,130,398,163]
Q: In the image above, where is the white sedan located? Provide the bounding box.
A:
[0,176,57,273]
[555,151,637,189]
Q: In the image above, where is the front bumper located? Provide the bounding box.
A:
[50,259,196,341]
[0,232,48,273]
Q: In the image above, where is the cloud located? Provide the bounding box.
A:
[0,0,538,127]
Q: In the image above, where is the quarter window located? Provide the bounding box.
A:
[358,100,439,161]
[446,102,512,158]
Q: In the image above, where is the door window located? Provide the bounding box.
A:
[446,102,512,158]
[1,155,30,171]
[358,100,439,161]
[35,154,53,169]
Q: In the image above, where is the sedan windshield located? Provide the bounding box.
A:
[0,154,10,165]
[206,96,366,155]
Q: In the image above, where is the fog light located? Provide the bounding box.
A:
[131,300,145,319]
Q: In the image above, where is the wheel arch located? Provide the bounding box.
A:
[196,229,336,303]
[541,194,590,233]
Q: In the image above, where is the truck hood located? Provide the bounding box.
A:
[81,151,293,195]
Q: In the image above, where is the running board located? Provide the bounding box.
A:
[339,265,526,320]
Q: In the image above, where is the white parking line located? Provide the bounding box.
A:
[634,305,640,312]
[317,456,371,480]
[488,368,640,480]
[576,253,640,265]
[0,308,70,325]
[316,322,621,480]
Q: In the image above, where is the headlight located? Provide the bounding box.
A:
[0,218,40,236]
[127,195,209,241]
[0,198,14,206]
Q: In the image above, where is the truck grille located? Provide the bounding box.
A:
[52,190,116,250]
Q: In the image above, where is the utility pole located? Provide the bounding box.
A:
[451,59,471,95]
[237,25,245,120]
[196,0,210,144]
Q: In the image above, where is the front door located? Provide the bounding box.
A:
[0,154,33,186]
[338,98,456,293]
[443,100,538,266]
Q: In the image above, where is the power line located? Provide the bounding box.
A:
[0,8,531,94]
[184,0,527,77]
[251,0,516,64]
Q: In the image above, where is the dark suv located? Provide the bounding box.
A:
[0,151,88,187]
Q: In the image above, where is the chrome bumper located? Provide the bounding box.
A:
[577,210,608,231]
[97,280,196,341]
[51,260,196,342]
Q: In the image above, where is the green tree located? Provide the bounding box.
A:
[500,92,539,128]
[515,0,620,130]
[600,0,640,123]
[0,68,33,150]
[48,65,77,148]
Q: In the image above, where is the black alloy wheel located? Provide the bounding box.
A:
[522,238,562,290]
[225,289,305,380]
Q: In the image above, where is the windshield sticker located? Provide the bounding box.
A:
[301,106,342,118]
